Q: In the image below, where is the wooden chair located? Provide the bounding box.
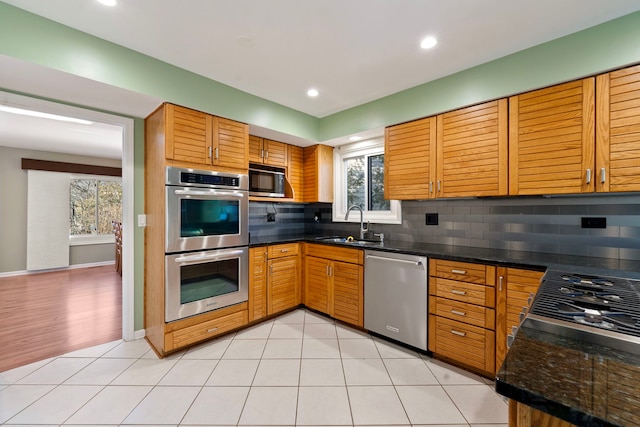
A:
[112,221,122,276]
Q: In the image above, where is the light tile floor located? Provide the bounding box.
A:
[0,308,508,426]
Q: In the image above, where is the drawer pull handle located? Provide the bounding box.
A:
[451,329,466,337]
[451,309,466,316]
[451,269,466,275]
[280,249,289,253]
[207,327,219,333]
[451,289,466,296]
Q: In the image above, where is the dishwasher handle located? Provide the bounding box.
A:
[365,254,424,267]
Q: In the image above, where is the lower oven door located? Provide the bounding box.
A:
[165,247,248,322]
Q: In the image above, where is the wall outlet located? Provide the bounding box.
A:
[581,217,606,228]
[314,211,322,222]
[425,213,439,225]
[267,212,276,222]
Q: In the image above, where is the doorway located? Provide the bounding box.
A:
[0,91,136,357]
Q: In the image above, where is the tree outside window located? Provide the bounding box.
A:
[345,153,389,212]
[70,178,122,236]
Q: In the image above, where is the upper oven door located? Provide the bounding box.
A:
[165,185,248,253]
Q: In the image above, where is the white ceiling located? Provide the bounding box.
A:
[1,0,640,158]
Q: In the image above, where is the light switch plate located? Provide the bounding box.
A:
[138,214,147,227]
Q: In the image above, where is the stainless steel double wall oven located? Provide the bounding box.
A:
[164,166,249,322]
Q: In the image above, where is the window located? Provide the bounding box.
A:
[333,138,401,224]
[69,175,122,245]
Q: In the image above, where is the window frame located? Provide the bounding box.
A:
[332,138,401,225]
[69,173,122,246]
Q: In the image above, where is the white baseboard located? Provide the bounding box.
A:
[0,261,116,278]
[133,329,146,340]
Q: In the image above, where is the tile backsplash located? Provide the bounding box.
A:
[250,194,640,260]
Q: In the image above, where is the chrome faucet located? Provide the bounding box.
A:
[345,205,368,240]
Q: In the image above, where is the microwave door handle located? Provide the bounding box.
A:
[173,189,245,198]
[174,250,245,265]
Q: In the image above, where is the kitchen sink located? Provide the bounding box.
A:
[315,236,383,247]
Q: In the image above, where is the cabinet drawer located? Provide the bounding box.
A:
[166,310,247,351]
[430,259,495,286]
[268,243,300,259]
[305,243,363,264]
[430,315,495,373]
[430,277,495,308]
[429,297,495,329]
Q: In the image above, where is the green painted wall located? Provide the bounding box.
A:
[318,10,640,140]
[2,1,640,334]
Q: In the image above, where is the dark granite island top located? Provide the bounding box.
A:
[496,324,640,427]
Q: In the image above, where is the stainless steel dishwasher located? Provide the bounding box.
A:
[364,250,428,351]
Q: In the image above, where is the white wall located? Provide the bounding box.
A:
[0,145,121,274]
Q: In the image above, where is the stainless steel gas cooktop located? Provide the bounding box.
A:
[523,270,640,354]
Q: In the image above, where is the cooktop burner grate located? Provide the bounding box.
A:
[529,272,640,338]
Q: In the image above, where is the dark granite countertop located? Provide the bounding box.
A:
[249,233,640,279]
[496,324,640,427]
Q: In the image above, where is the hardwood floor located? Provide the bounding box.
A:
[0,265,122,372]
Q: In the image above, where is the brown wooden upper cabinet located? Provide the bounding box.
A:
[249,135,288,167]
[287,145,305,202]
[164,103,249,171]
[509,78,595,195]
[385,99,507,199]
[596,64,640,193]
[436,99,508,198]
[303,144,333,203]
[384,117,436,200]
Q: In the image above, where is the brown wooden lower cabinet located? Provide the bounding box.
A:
[249,243,301,322]
[162,303,248,353]
[428,258,497,376]
[303,243,364,328]
[510,401,577,427]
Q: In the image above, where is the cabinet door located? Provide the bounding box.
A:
[509,78,595,195]
[303,144,333,203]
[165,104,213,165]
[213,117,248,170]
[248,135,264,164]
[436,99,508,197]
[264,139,288,167]
[287,145,304,202]
[332,261,363,327]
[249,247,267,322]
[385,116,436,200]
[268,256,300,315]
[304,256,331,314]
[596,64,640,193]
[495,267,544,371]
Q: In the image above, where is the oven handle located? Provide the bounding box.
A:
[173,189,246,198]
[174,249,245,264]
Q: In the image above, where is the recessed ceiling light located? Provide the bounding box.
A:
[420,36,437,49]
[307,88,319,97]
[97,0,117,6]
[349,136,362,142]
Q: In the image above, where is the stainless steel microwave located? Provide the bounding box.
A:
[249,165,286,197]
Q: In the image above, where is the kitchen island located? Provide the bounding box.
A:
[496,323,640,427]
